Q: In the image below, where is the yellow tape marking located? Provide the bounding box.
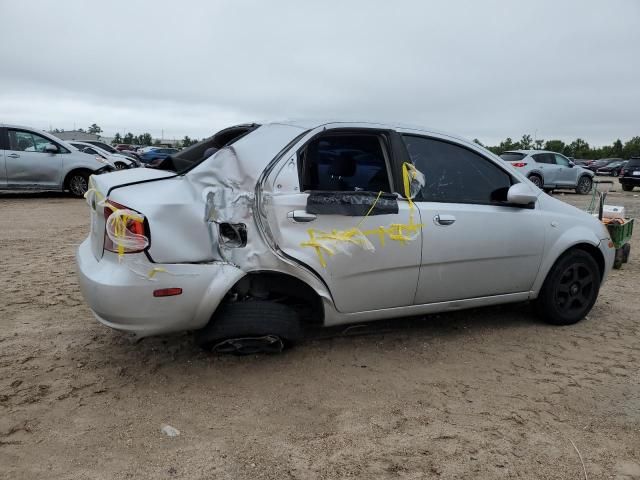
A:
[301,162,424,267]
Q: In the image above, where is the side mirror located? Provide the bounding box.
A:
[44,143,59,153]
[507,182,538,207]
[568,161,575,168]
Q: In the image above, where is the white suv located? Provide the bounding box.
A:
[76,121,614,354]
[500,150,594,194]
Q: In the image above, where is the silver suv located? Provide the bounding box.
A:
[0,124,114,196]
[500,150,594,194]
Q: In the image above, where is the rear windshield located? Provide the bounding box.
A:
[627,158,640,168]
[159,124,260,173]
[499,152,526,162]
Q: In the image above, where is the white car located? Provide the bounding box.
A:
[68,141,139,169]
[76,121,615,353]
[500,150,595,194]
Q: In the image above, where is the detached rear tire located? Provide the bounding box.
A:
[196,301,302,354]
[535,249,600,325]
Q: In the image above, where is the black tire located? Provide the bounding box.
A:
[622,243,631,263]
[65,171,90,197]
[528,174,543,189]
[195,301,302,354]
[575,176,593,195]
[622,184,634,192]
[114,161,127,170]
[535,249,600,325]
[613,249,624,269]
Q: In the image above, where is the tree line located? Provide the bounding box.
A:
[475,134,640,160]
[110,132,199,147]
[51,123,199,147]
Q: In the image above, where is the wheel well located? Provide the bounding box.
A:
[226,272,324,325]
[63,168,93,189]
[566,243,605,280]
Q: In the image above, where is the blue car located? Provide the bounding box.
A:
[139,147,179,164]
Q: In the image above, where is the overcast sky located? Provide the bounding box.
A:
[1,0,638,145]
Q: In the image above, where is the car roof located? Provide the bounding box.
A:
[0,123,40,129]
[273,118,452,135]
[502,150,556,154]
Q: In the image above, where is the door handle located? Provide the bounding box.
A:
[434,214,456,226]
[287,210,317,223]
[7,153,20,158]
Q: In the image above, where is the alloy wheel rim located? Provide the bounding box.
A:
[70,176,88,196]
[531,176,542,187]
[579,177,591,192]
[555,263,594,315]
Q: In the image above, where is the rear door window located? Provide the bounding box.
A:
[499,152,526,162]
[626,159,640,168]
[299,134,392,193]
[532,153,555,164]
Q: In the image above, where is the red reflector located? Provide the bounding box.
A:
[511,162,527,167]
[153,288,182,297]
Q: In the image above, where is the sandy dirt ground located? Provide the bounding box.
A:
[1,181,639,479]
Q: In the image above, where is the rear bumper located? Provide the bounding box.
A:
[76,238,245,337]
[619,177,640,186]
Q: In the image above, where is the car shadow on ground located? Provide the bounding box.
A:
[92,301,541,368]
[0,190,76,199]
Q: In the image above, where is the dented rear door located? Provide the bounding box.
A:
[263,127,422,314]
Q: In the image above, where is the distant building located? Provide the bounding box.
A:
[153,138,180,147]
[51,130,101,142]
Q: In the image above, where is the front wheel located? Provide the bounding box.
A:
[114,161,127,170]
[535,249,600,325]
[575,176,593,195]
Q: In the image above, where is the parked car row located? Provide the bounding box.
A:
[570,158,630,176]
[114,144,180,164]
[68,141,140,169]
[581,158,626,174]
[595,160,627,176]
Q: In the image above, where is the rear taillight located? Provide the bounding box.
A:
[103,200,149,254]
[511,162,527,168]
